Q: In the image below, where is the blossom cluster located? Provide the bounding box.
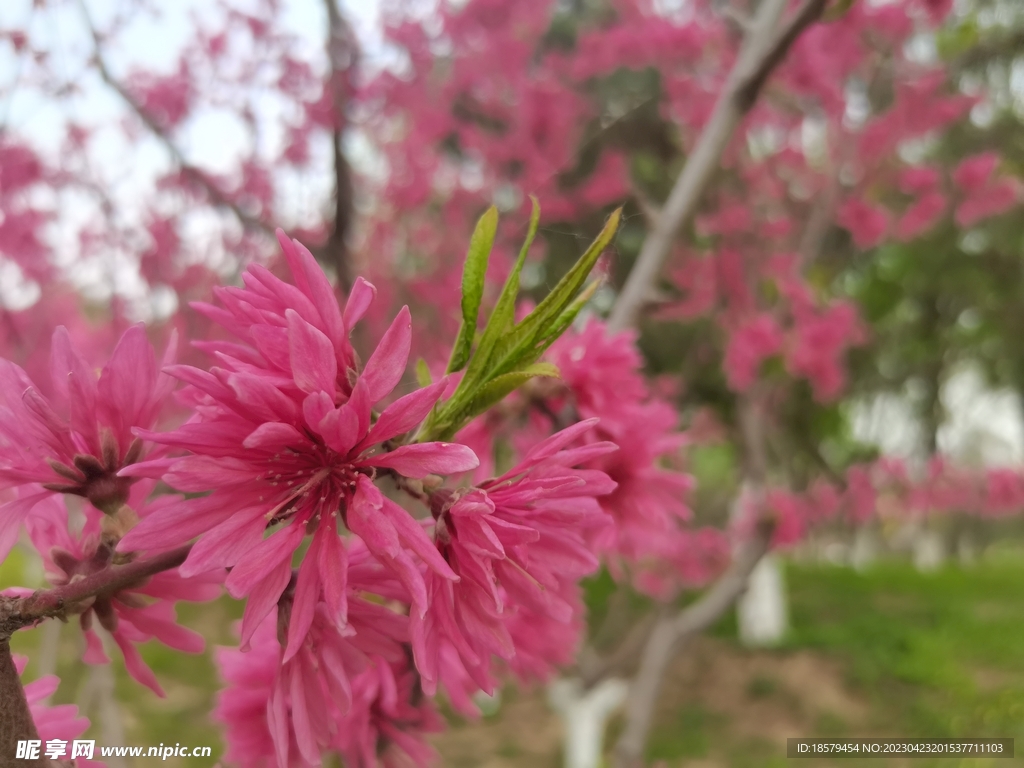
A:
[0,231,653,767]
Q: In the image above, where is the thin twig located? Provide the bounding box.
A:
[607,0,830,332]
[76,0,276,241]
[0,544,192,640]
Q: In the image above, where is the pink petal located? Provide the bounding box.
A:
[380,496,457,581]
[365,442,479,479]
[317,517,348,627]
[243,422,306,451]
[276,230,346,349]
[181,505,267,576]
[82,629,109,664]
[346,476,399,557]
[123,608,205,654]
[283,540,322,663]
[225,523,305,598]
[240,559,293,651]
[493,419,599,482]
[97,324,158,443]
[360,306,411,403]
[361,378,448,449]
[303,391,334,434]
[268,677,291,768]
[228,371,300,423]
[113,631,165,697]
[289,658,321,765]
[117,495,235,553]
[0,492,45,562]
[287,308,337,394]
[251,324,292,372]
[117,456,176,478]
[343,277,376,331]
[319,381,370,456]
[50,326,97,424]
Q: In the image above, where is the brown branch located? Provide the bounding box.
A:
[0,544,192,641]
[610,396,771,767]
[0,640,47,768]
[322,0,359,291]
[579,610,660,689]
[75,0,276,242]
[607,0,830,332]
[612,519,773,768]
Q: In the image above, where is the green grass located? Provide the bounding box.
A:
[647,549,1024,766]
[784,553,1024,742]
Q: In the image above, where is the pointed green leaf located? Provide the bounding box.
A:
[459,196,541,392]
[489,208,621,378]
[415,358,433,388]
[531,279,602,361]
[447,205,499,373]
[459,362,560,423]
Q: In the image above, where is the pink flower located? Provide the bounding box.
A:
[587,401,693,565]
[216,557,409,768]
[631,527,730,600]
[952,153,1000,193]
[334,662,444,768]
[952,153,1018,226]
[785,301,865,402]
[15,654,102,767]
[540,321,696,587]
[120,231,477,659]
[837,198,890,249]
[0,325,175,560]
[984,469,1024,516]
[411,419,616,699]
[25,494,220,696]
[895,191,946,240]
[898,166,940,195]
[545,319,648,425]
[501,583,586,684]
[955,181,1017,227]
[845,466,877,523]
[215,618,283,768]
[724,314,784,392]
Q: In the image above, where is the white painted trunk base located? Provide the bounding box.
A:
[737,553,788,647]
[548,677,628,768]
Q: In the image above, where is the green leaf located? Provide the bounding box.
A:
[489,207,621,378]
[458,362,560,426]
[460,196,541,393]
[415,358,432,388]
[447,205,499,373]
[531,279,602,360]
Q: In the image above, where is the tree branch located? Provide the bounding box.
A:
[0,544,192,641]
[611,395,771,767]
[76,0,276,241]
[0,640,46,768]
[607,0,829,332]
[322,0,359,291]
[612,519,772,768]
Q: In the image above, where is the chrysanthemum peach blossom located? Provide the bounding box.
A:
[120,231,477,659]
[0,324,175,559]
